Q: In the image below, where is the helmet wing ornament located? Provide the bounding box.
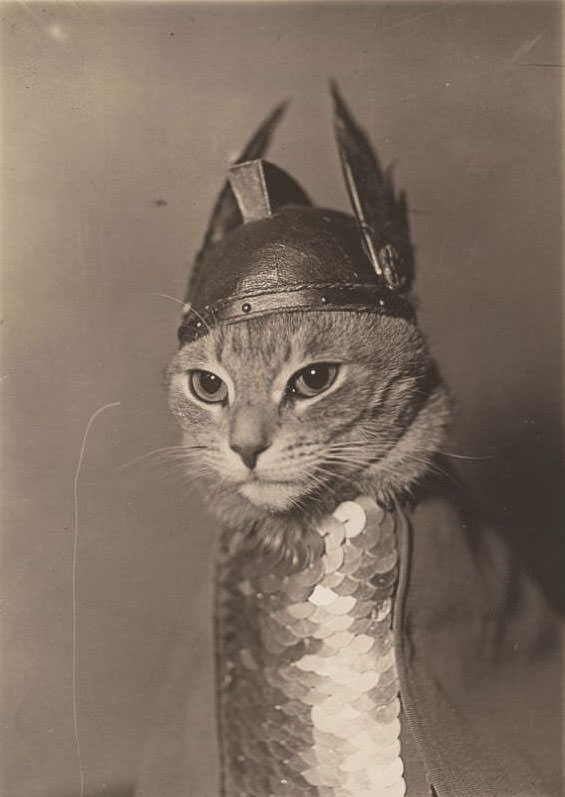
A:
[331,81,413,291]
[192,100,288,270]
[228,159,311,223]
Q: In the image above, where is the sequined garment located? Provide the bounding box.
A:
[216,495,406,797]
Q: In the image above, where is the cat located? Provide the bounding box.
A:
[158,90,561,797]
[167,308,449,568]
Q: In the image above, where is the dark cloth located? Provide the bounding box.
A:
[396,487,562,797]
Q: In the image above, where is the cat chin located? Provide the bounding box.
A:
[201,478,298,529]
[238,481,299,511]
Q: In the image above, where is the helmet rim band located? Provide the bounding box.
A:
[177,283,415,345]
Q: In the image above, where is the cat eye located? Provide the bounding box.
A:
[287,363,339,399]
[188,370,228,404]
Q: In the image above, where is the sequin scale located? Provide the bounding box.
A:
[216,495,405,797]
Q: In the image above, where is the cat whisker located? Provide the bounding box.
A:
[305,468,332,488]
[324,454,376,468]
[373,451,456,486]
[179,468,210,481]
[437,449,495,461]
[162,471,211,492]
[324,447,370,457]
[325,446,375,457]
[149,292,185,306]
[324,451,376,464]
[116,445,206,471]
[311,463,368,491]
[301,476,334,507]
[289,493,310,512]
[326,441,382,454]
[326,442,458,489]
[290,464,331,493]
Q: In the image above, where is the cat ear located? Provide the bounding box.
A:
[331,81,414,291]
[194,102,288,267]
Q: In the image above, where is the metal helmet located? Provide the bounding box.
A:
[178,84,415,346]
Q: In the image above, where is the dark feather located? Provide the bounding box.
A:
[330,81,413,290]
[189,101,288,292]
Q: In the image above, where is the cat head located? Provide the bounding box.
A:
[168,86,449,553]
[168,309,449,530]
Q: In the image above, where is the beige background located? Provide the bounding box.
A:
[2,2,562,795]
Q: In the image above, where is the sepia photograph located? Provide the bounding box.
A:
[1,1,563,795]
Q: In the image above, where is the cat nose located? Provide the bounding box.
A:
[230,441,270,470]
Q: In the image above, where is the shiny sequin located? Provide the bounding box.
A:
[333,500,366,537]
[217,495,405,796]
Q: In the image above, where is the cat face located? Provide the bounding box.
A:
[168,310,448,525]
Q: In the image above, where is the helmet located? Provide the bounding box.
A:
[178,84,415,346]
